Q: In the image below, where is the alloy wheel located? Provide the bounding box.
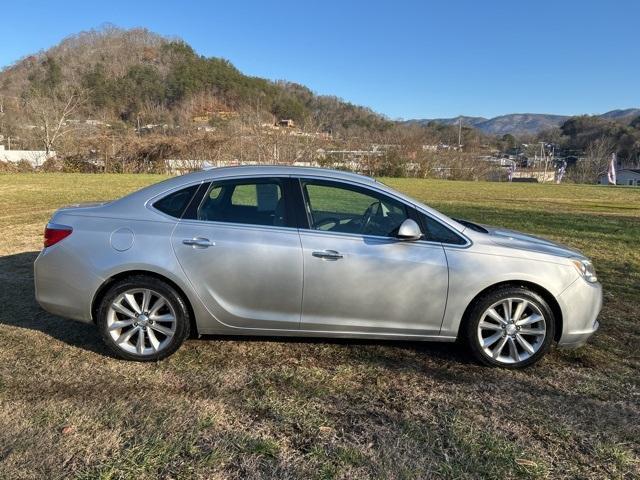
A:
[106,288,177,356]
[476,297,547,364]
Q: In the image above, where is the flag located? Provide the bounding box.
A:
[556,161,566,184]
[607,153,617,185]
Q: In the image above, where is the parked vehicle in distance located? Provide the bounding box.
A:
[34,166,601,367]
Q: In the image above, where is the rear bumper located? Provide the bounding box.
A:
[34,245,102,323]
[556,278,602,348]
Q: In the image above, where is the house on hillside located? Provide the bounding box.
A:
[597,169,640,186]
[277,119,295,128]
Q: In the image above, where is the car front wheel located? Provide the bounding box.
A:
[97,275,190,361]
[464,287,555,368]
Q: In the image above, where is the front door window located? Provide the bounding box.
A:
[302,180,409,237]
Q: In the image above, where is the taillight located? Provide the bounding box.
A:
[44,224,73,247]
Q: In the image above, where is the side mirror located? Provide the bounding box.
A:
[396,219,422,241]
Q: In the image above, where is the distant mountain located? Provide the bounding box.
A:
[407,110,640,135]
[598,108,640,122]
[477,113,570,135]
[404,115,488,129]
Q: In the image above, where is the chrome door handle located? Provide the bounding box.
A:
[183,237,214,248]
[312,250,343,260]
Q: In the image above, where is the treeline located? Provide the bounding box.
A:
[559,115,640,162]
[0,26,489,178]
[525,115,640,182]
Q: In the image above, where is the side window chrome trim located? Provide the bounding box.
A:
[144,174,472,248]
[298,227,449,247]
[177,218,300,234]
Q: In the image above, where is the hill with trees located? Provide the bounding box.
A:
[0,27,389,136]
[0,27,494,176]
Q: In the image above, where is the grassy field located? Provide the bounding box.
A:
[0,173,638,479]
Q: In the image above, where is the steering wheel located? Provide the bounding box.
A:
[315,217,341,231]
[361,200,382,233]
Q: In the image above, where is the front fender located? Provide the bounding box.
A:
[440,247,578,337]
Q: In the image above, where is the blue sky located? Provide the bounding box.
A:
[2,0,638,119]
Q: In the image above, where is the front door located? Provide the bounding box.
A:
[171,177,303,330]
[297,179,449,336]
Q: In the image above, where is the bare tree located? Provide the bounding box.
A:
[23,87,87,156]
[569,136,615,184]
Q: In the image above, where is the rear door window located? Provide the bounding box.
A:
[197,178,287,227]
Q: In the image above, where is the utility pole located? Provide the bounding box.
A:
[458,117,462,148]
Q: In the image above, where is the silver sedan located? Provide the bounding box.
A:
[34,166,601,367]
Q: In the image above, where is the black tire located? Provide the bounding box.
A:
[463,286,555,369]
[97,275,190,361]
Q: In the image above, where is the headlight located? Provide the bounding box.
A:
[571,258,598,283]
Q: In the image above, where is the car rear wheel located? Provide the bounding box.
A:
[97,275,190,361]
[464,287,555,368]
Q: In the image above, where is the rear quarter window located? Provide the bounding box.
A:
[153,184,200,219]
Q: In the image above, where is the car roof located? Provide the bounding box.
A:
[180,165,378,185]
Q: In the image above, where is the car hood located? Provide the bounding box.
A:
[480,225,585,259]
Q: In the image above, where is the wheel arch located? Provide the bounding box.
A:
[91,269,199,336]
[459,280,563,342]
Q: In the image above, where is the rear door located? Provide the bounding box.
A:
[171,177,303,330]
[296,178,449,336]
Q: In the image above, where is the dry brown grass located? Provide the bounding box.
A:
[0,174,638,479]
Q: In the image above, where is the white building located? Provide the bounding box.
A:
[598,169,640,186]
[0,145,55,167]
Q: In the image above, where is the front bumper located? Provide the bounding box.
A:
[556,277,602,348]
